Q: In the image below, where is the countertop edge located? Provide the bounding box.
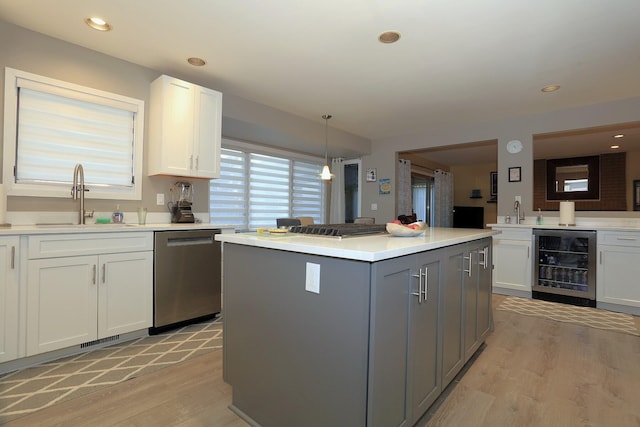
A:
[216,228,498,262]
[0,223,236,236]
[488,223,640,232]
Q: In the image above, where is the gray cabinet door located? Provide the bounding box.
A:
[369,254,414,427]
[369,250,442,427]
[441,245,465,389]
[463,238,493,362]
[463,243,479,362]
[476,240,493,342]
[408,253,442,422]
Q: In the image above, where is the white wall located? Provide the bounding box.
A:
[0,20,370,217]
[362,97,640,223]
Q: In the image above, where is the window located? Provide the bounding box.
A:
[2,67,144,199]
[210,139,325,230]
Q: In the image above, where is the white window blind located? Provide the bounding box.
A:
[16,87,135,187]
[210,143,325,230]
[3,67,144,200]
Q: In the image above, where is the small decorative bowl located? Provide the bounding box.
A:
[386,221,427,237]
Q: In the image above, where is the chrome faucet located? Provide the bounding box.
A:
[514,200,522,224]
[71,163,91,224]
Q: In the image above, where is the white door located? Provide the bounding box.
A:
[0,237,19,362]
[493,239,531,294]
[157,77,195,176]
[98,251,153,338]
[27,256,98,355]
[193,86,222,178]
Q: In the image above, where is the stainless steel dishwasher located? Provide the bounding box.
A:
[151,229,221,334]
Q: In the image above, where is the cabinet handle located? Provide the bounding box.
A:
[11,246,15,269]
[479,247,489,269]
[616,237,637,241]
[599,251,602,264]
[190,155,194,170]
[195,155,199,170]
[92,264,97,285]
[411,270,424,303]
[102,264,106,284]
[422,268,428,301]
[464,253,472,277]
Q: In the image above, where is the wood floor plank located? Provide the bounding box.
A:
[4,295,639,427]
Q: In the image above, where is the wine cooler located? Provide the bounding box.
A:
[533,229,596,307]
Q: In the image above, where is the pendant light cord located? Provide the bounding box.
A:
[322,114,332,163]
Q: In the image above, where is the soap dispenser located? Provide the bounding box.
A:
[536,208,543,225]
[112,204,124,224]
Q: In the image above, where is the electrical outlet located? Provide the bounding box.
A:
[371,203,378,211]
[157,193,165,205]
[305,262,320,294]
[515,195,521,203]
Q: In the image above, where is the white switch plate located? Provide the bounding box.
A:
[157,193,165,205]
[371,203,378,211]
[515,195,521,203]
[305,262,320,294]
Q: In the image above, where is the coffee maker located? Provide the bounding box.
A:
[168,181,195,223]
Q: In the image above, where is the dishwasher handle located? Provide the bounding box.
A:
[167,236,214,247]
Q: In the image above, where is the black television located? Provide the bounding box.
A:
[453,206,484,229]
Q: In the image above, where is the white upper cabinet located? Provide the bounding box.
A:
[148,75,222,179]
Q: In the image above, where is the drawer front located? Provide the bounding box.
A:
[492,227,532,241]
[598,231,640,248]
[28,232,153,259]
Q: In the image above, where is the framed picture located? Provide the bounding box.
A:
[508,167,521,182]
[379,178,391,195]
[490,171,498,197]
[634,180,640,211]
[366,168,377,182]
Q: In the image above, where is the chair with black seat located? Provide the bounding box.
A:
[276,218,302,228]
[297,216,315,226]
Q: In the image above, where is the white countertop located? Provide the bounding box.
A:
[488,221,640,232]
[215,227,498,262]
[0,222,235,236]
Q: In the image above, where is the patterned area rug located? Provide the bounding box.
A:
[0,317,222,423]
[496,296,639,336]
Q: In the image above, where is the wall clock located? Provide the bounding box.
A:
[506,139,523,154]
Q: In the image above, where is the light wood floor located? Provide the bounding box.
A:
[4,295,640,427]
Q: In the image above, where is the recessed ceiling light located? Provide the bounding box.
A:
[378,31,401,44]
[610,145,620,149]
[85,17,112,31]
[541,85,560,93]
[187,57,206,67]
[613,134,624,138]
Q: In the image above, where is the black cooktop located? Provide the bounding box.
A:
[288,223,387,237]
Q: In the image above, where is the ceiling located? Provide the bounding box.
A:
[1,0,640,144]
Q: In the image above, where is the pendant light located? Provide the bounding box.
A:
[320,114,333,180]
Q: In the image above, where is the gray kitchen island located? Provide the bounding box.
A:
[216,227,497,427]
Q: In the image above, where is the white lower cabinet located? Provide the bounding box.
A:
[492,227,532,296]
[0,236,19,363]
[597,231,640,313]
[26,233,153,356]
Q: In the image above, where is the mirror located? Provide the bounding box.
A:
[546,156,599,201]
[534,121,640,211]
